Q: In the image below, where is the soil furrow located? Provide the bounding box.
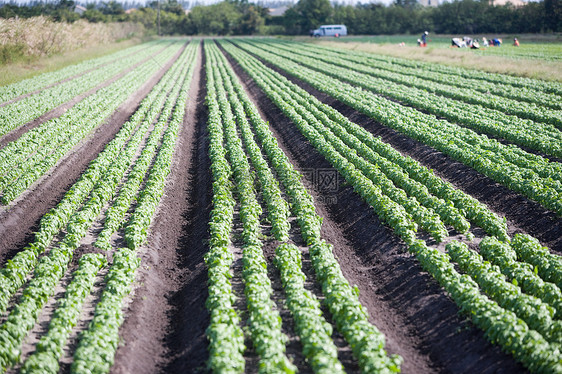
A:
[223,45,527,374]
[111,43,208,374]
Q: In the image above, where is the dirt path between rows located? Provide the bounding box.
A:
[0,43,187,267]
[222,45,527,373]
[111,43,210,374]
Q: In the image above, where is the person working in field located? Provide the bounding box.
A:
[420,31,428,47]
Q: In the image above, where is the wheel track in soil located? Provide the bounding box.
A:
[111,42,210,374]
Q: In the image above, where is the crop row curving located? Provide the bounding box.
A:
[233,40,562,216]
[258,40,562,158]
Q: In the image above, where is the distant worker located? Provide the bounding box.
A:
[420,31,428,47]
[513,37,519,46]
[451,37,467,48]
[482,37,489,47]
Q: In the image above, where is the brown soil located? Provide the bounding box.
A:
[111,43,210,374]
[220,45,528,373]
[3,39,558,374]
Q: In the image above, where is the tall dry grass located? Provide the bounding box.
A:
[0,16,143,60]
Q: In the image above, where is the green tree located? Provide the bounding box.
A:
[544,0,562,31]
[292,0,332,33]
[187,1,241,35]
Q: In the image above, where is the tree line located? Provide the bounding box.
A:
[1,0,560,35]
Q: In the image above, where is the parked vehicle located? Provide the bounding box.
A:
[310,25,347,37]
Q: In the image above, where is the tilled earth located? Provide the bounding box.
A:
[2,40,561,373]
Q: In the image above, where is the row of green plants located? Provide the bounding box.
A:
[0,42,184,313]
[247,43,479,241]
[0,41,172,138]
[313,42,562,97]
[72,42,199,373]
[274,243,345,374]
[212,41,398,372]
[512,234,562,292]
[214,50,291,244]
[204,44,246,372]
[267,41,561,127]
[261,40,562,158]
[0,40,197,372]
[225,41,423,245]
[125,42,197,249]
[215,40,401,373]
[0,42,153,104]
[0,41,181,196]
[248,40,562,179]
[480,236,562,319]
[19,253,106,374]
[221,40,562,372]
[226,41,474,243]
[447,241,562,345]
[290,41,562,111]
[233,44,509,241]
[412,240,562,373]
[0,41,185,204]
[70,248,141,373]
[236,41,562,215]
[0,142,131,372]
[207,42,296,372]
[95,42,197,250]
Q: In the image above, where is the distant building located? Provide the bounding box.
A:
[489,0,525,6]
[125,8,137,14]
[268,6,288,17]
[74,4,87,14]
[419,0,439,6]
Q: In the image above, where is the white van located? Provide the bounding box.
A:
[311,25,347,37]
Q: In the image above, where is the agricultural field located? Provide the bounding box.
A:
[0,36,561,374]
[321,34,562,61]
